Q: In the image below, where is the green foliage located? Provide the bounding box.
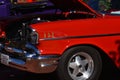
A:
[83,0,111,11]
[99,0,111,11]
[83,0,89,3]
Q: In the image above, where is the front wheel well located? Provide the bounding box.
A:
[63,44,117,68]
[56,44,119,80]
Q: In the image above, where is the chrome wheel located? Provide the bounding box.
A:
[68,52,94,80]
[57,46,102,80]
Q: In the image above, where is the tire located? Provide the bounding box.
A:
[57,46,102,80]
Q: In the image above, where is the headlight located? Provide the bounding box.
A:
[30,29,39,44]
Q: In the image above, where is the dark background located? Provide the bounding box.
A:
[0,60,119,80]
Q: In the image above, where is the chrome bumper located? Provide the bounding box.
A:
[0,53,59,73]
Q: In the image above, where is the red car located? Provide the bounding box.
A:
[0,0,120,80]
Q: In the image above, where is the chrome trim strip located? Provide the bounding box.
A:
[10,58,25,65]
[40,33,120,41]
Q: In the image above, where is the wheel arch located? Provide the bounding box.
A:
[57,44,103,80]
[62,43,116,67]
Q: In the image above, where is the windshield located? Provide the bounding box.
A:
[83,0,120,14]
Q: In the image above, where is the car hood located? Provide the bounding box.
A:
[50,0,100,16]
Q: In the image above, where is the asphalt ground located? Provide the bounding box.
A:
[0,63,119,80]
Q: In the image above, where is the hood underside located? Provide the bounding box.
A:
[50,0,95,13]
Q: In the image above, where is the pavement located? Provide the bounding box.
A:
[0,62,119,80]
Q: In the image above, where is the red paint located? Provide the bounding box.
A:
[31,12,120,69]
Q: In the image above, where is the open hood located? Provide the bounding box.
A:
[50,0,100,16]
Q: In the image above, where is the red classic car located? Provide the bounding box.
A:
[0,0,120,80]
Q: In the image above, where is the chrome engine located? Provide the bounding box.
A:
[18,23,39,45]
[0,21,40,60]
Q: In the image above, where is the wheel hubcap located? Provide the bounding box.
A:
[68,52,94,80]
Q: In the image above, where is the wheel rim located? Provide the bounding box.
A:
[67,52,94,80]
